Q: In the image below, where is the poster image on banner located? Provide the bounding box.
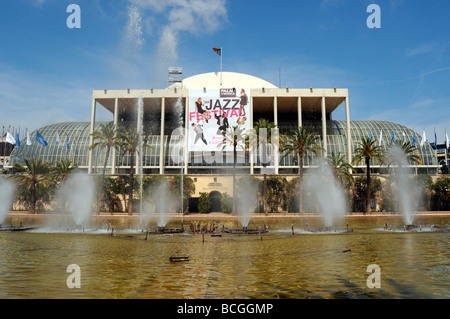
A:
[188,88,250,152]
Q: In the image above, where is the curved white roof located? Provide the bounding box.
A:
[178,72,278,89]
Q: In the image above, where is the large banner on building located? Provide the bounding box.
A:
[188,88,250,152]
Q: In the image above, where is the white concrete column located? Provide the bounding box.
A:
[88,97,96,174]
[321,96,327,158]
[250,96,254,175]
[274,96,279,174]
[184,97,189,174]
[136,97,142,175]
[111,97,119,174]
[159,98,165,174]
[345,95,352,164]
[298,96,302,127]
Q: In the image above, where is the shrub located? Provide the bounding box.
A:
[198,192,211,214]
[221,192,232,214]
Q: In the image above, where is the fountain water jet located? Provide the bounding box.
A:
[386,145,419,226]
[236,177,259,229]
[142,179,182,233]
[55,174,96,229]
[302,160,348,232]
[0,178,14,226]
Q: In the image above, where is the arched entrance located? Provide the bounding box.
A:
[209,191,222,213]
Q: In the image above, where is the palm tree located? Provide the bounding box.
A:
[118,128,150,215]
[51,159,78,184]
[280,127,323,213]
[385,140,422,168]
[12,157,52,214]
[89,122,120,181]
[352,137,384,213]
[249,118,277,215]
[328,152,354,185]
[89,122,121,212]
[220,125,247,214]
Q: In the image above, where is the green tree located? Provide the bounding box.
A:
[105,175,134,212]
[89,122,121,211]
[248,118,278,215]
[12,157,52,214]
[266,176,288,213]
[89,122,121,181]
[198,192,211,214]
[118,128,150,215]
[429,176,450,211]
[384,140,422,168]
[280,126,323,213]
[328,152,354,185]
[51,159,78,184]
[352,176,382,213]
[221,192,232,214]
[286,177,300,213]
[352,137,384,213]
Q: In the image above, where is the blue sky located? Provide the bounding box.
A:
[1,0,449,142]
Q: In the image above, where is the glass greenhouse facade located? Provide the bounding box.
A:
[9,119,438,175]
[7,73,439,175]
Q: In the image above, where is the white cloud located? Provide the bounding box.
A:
[406,43,435,57]
[31,0,46,6]
[130,0,227,33]
[123,0,228,88]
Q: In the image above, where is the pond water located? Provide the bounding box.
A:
[0,214,448,299]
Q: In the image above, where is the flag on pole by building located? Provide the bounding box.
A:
[378,130,383,146]
[390,130,395,143]
[56,132,61,145]
[446,132,449,149]
[36,131,48,146]
[26,130,32,145]
[5,132,16,145]
[420,130,426,147]
[66,133,70,151]
[434,130,437,147]
[15,132,20,148]
[213,47,223,85]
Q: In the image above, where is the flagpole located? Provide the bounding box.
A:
[434,127,438,174]
[1,126,4,170]
[220,46,223,86]
[445,128,448,168]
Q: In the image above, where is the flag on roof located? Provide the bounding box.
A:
[378,130,383,146]
[26,131,32,145]
[420,130,426,147]
[213,47,221,56]
[66,133,70,151]
[15,132,20,148]
[36,131,48,146]
[56,132,61,146]
[390,130,395,143]
[446,132,449,149]
[5,132,16,145]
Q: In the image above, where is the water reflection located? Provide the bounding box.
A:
[0,215,448,299]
